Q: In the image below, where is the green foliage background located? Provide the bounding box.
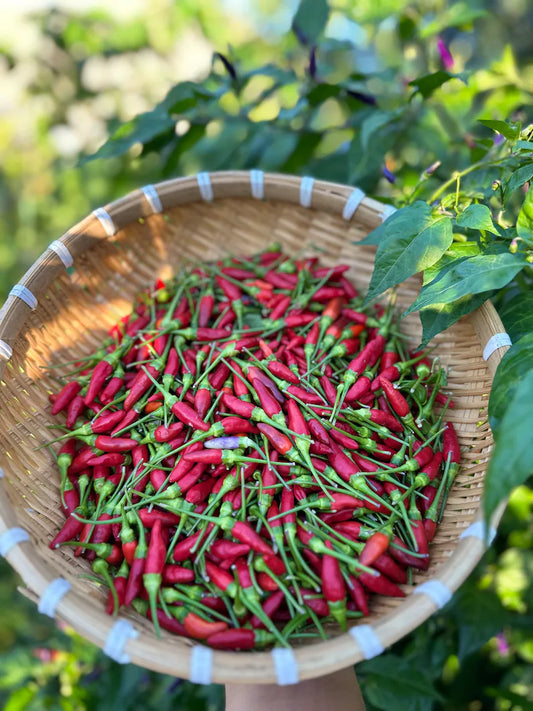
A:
[1,1,533,709]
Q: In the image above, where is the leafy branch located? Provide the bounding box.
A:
[82,0,533,527]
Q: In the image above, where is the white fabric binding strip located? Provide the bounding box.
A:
[0,527,30,557]
[483,333,512,361]
[197,172,214,202]
[349,625,384,660]
[342,188,365,220]
[300,176,314,208]
[48,240,73,269]
[141,184,163,214]
[189,646,214,685]
[380,204,397,222]
[460,520,497,545]
[0,340,13,361]
[272,647,299,686]
[38,578,72,618]
[93,207,117,237]
[10,284,38,310]
[413,580,452,609]
[250,169,265,199]
[103,619,139,664]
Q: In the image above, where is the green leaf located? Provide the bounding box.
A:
[409,71,463,99]
[513,140,533,152]
[484,367,533,522]
[419,3,487,37]
[357,201,431,247]
[83,108,175,162]
[403,252,526,316]
[498,292,533,342]
[364,216,453,304]
[488,333,533,431]
[357,654,442,711]
[292,0,329,44]
[504,162,533,196]
[448,583,512,659]
[516,185,533,241]
[423,242,481,284]
[478,119,520,141]
[360,110,395,150]
[418,292,493,348]
[456,204,497,233]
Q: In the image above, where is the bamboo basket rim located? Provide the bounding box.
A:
[0,170,509,685]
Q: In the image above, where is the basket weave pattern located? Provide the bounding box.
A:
[0,172,507,683]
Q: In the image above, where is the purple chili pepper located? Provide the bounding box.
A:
[382,165,396,184]
[205,436,243,450]
[437,37,454,71]
[496,632,510,656]
[425,160,441,176]
[347,89,377,106]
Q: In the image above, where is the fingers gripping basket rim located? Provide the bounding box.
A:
[0,171,509,684]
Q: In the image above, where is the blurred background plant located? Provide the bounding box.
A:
[1,0,533,708]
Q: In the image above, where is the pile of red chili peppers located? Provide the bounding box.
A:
[46,245,460,650]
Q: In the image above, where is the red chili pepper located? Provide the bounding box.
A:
[346,575,369,616]
[49,507,86,549]
[359,531,390,567]
[171,400,210,432]
[194,387,212,421]
[252,378,283,419]
[250,590,286,628]
[352,407,403,433]
[443,422,460,464]
[94,435,139,452]
[414,451,444,487]
[373,553,407,584]
[182,612,228,640]
[357,570,405,598]
[85,360,114,405]
[230,360,250,398]
[207,627,273,650]
[111,409,138,435]
[147,607,190,637]
[256,423,298,461]
[143,519,167,634]
[269,295,292,321]
[106,559,128,615]
[198,289,215,327]
[51,381,82,415]
[86,452,125,468]
[66,395,85,429]
[345,375,372,403]
[322,539,347,631]
[138,508,181,528]
[154,422,184,443]
[380,377,410,418]
[124,521,148,606]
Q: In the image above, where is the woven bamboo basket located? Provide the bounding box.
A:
[0,170,509,685]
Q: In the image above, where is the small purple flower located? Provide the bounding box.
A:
[437,37,454,71]
[496,632,510,656]
[493,132,505,146]
[205,436,242,449]
[382,165,396,184]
